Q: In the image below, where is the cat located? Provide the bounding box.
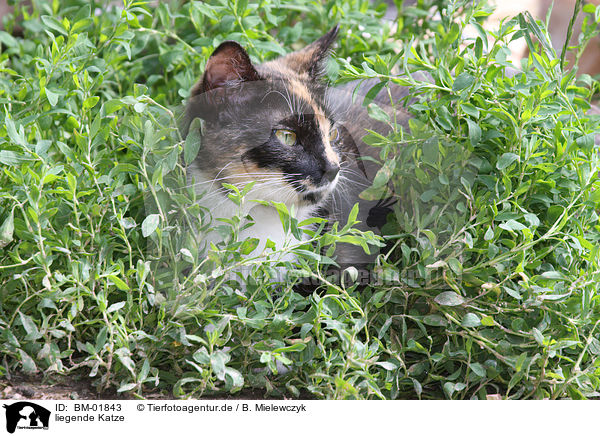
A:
[183,26,413,284]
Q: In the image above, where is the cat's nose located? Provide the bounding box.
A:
[324,164,340,182]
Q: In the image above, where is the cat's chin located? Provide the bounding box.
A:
[301,191,324,205]
[299,181,337,206]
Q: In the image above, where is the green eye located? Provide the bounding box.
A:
[275,129,297,146]
[329,127,339,143]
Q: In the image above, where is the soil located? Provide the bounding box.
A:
[0,373,304,400]
[0,373,147,400]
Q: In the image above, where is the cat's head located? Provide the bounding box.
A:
[186,26,343,208]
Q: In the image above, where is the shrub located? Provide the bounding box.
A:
[0,0,599,399]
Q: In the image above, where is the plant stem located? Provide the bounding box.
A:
[560,0,584,71]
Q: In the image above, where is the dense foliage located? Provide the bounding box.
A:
[1,0,599,399]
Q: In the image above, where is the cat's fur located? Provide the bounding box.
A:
[184,27,412,273]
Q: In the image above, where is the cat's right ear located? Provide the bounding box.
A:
[278,25,340,80]
[191,41,260,96]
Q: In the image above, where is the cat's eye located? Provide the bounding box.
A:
[275,129,297,146]
[329,127,339,143]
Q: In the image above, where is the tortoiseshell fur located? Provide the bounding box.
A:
[184,27,413,271]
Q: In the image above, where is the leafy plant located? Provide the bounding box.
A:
[0,0,599,399]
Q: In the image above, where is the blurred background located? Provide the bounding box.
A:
[483,0,600,75]
[1,0,599,75]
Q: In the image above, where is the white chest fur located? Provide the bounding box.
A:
[193,173,317,259]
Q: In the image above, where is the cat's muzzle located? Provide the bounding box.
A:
[324,164,340,182]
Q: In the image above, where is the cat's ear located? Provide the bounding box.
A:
[191,41,260,96]
[280,25,339,79]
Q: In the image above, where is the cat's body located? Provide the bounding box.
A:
[188,160,319,260]
[318,79,414,268]
[184,27,412,274]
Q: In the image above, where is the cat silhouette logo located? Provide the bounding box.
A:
[2,402,50,433]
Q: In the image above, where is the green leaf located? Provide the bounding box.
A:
[532,328,544,346]
[423,314,448,327]
[35,140,52,156]
[193,2,218,20]
[105,99,124,114]
[452,72,474,91]
[5,116,25,146]
[19,349,37,373]
[515,352,527,372]
[434,291,465,306]
[524,213,540,228]
[364,81,387,105]
[496,153,520,170]
[236,0,249,16]
[83,96,100,110]
[273,343,307,353]
[461,102,480,118]
[575,133,594,152]
[540,271,566,280]
[115,348,136,376]
[0,31,17,47]
[108,275,130,291]
[422,138,439,165]
[0,150,24,166]
[480,315,494,326]
[240,238,260,255]
[344,203,360,230]
[179,248,194,263]
[71,18,93,33]
[504,286,522,300]
[211,351,228,378]
[117,383,138,393]
[466,118,481,145]
[193,348,211,365]
[588,338,600,355]
[141,214,160,237]
[367,103,390,123]
[499,219,527,232]
[359,183,389,201]
[19,312,41,340]
[447,258,462,275]
[107,301,127,313]
[0,209,14,248]
[462,313,481,328]
[184,118,203,165]
[469,362,486,377]
[443,382,456,398]
[45,88,59,106]
[371,159,396,189]
[224,367,244,390]
[41,15,68,35]
[376,361,397,371]
[508,371,523,391]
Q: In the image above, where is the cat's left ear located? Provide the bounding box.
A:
[281,25,340,79]
[191,41,260,96]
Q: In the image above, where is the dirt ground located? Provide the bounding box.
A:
[1,0,597,402]
[0,373,305,400]
[0,373,160,400]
